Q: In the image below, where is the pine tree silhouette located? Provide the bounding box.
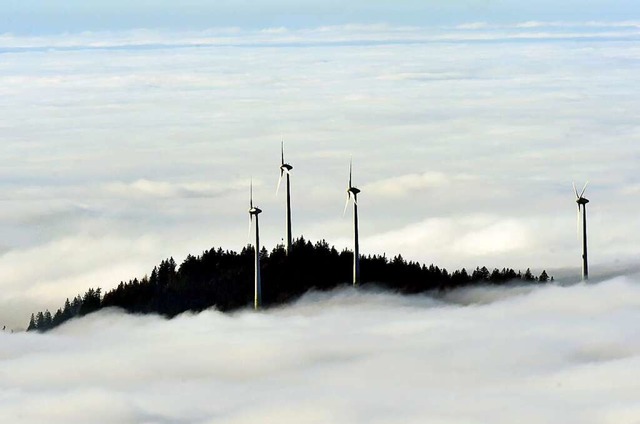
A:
[27,237,553,332]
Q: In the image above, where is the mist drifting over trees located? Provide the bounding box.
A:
[6,277,640,424]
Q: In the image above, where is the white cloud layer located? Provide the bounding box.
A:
[1,23,640,327]
[1,277,639,423]
[1,21,640,50]
[104,179,248,199]
[363,171,453,197]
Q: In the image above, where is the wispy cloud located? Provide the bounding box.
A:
[2,22,640,51]
[1,23,640,326]
[104,179,247,199]
[362,215,532,266]
[1,277,639,422]
[363,172,465,197]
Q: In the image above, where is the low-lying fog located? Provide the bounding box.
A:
[2,277,638,423]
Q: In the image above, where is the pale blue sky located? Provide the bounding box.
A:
[2,0,639,34]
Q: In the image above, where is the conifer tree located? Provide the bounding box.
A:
[25,237,555,332]
[35,312,45,331]
[43,310,53,330]
[539,270,549,282]
[27,314,36,331]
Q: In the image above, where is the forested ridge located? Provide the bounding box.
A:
[27,237,551,331]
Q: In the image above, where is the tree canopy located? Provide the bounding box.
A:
[27,237,552,332]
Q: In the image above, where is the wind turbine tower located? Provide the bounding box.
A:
[344,160,361,286]
[573,182,590,280]
[277,141,293,254]
[249,181,263,309]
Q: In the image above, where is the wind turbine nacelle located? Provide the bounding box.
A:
[249,207,262,215]
[348,187,361,195]
[281,164,293,172]
[577,197,589,205]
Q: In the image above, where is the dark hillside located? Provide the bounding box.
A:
[27,237,550,332]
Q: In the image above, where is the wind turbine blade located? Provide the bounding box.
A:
[250,178,254,209]
[572,182,579,199]
[579,181,589,198]
[343,194,350,217]
[248,216,253,244]
[353,195,358,206]
[349,159,353,188]
[276,171,283,196]
[281,140,285,165]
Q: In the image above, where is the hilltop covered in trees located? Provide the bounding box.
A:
[27,237,551,332]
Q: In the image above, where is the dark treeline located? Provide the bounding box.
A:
[27,237,551,332]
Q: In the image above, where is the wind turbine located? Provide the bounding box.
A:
[276,141,293,254]
[248,180,263,309]
[344,159,361,286]
[573,181,589,280]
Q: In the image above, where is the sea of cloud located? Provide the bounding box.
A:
[1,22,639,328]
[1,276,639,423]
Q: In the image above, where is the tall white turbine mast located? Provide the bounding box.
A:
[276,141,293,254]
[343,159,361,286]
[249,179,263,309]
[573,181,590,280]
